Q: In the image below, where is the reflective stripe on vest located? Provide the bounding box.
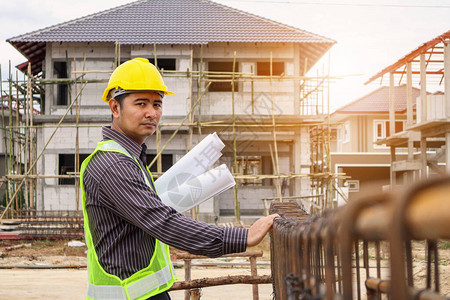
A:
[87,244,172,300]
[81,140,176,300]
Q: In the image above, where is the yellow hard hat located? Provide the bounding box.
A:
[102,58,175,102]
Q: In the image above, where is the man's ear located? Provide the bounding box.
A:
[109,99,120,119]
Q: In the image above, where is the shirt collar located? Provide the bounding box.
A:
[102,126,144,159]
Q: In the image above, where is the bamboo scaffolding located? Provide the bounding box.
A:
[232,52,240,222]
[15,71,20,212]
[269,52,283,202]
[0,81,88,220]
[147,82,212,169]
[8,62,14,217]
[6,121,343,130]
[25,64,32,209]
[187,48,197,221]
[4,172,347,180]
[0,44,338,221]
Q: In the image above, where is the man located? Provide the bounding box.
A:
[80,58,279,300]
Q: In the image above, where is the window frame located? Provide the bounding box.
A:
[373,119,406,149]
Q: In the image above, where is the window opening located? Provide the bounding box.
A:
[256,62,285,76]
[236,156,262,186]
[208,61,239,92]
[146,154,174,173]
[53,61,69,106]
[148,58,176,71]
[59,154,89,185]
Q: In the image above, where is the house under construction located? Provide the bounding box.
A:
[365,30,450,187]
[0,0,340,224]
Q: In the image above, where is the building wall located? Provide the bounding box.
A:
[340,116,358,152]
[35,41,314,219]
[338,114,408,153]
[47,42,298,118]
[332,112,409,204]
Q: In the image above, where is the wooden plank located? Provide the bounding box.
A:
[184,259,192,300]
[420,122,450,138]
[249,256,259,300]
[365,31,450,84]
[169,275,271,291]
[392,160,422,172]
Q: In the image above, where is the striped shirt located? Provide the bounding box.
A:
[83,126,248,280]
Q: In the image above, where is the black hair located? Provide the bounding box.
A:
[110,94,129,121]
[111,93,128,108]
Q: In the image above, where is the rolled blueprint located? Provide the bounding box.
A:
[158,164,235,213]
[155,132,225,194]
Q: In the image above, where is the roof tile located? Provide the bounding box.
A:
[8,0,335,44]
[334,85,423,114]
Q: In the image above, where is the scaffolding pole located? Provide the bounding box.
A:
[0,45,339,221]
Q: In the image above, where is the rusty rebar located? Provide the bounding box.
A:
[269,176,449,300]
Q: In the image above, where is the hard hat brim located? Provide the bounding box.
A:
[102,88,175,103]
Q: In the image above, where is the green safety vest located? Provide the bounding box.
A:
[80,140,177,300]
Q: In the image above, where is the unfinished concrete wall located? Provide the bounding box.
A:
[35,122,104,210]
[0,114,13,154]
[35,124,193,210]
[35,41,316,217]
[47,42,190,117]
[339,116,358,153]
[48,42,116,116]
[131,44,191,117]
[218,186,276,214]
[45,42,299,118]
[198,42,297,116]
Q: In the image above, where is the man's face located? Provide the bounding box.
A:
[109,92,163,145]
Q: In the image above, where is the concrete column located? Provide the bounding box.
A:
[294,128,311,207]
[293,128,302,197]
[420,54,427,123]
[421,137,427,179]
[293,44,300,115]
[445,39,450,173]
[389,73,395,136]
[406,62,414,162]
[300,127,311,199]
[446,132,450,174]
[36,127,44,211]
[406,62,413,127]
[45,43,53,116]
[445,39,450,118]
[390,146,396,187]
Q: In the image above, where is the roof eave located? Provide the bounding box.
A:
[365,30,450,85]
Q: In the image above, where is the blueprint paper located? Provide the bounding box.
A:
[154,132,225,194]
[158,164,235,213]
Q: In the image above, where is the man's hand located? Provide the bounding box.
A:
[247,214,280,247]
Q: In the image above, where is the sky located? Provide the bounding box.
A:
[0,0,449,111]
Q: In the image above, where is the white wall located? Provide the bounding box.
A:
[36,41,313,213]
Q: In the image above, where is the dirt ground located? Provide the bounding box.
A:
[0,239,448,299]
[0,268,274,300]
[0,239,274,300]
